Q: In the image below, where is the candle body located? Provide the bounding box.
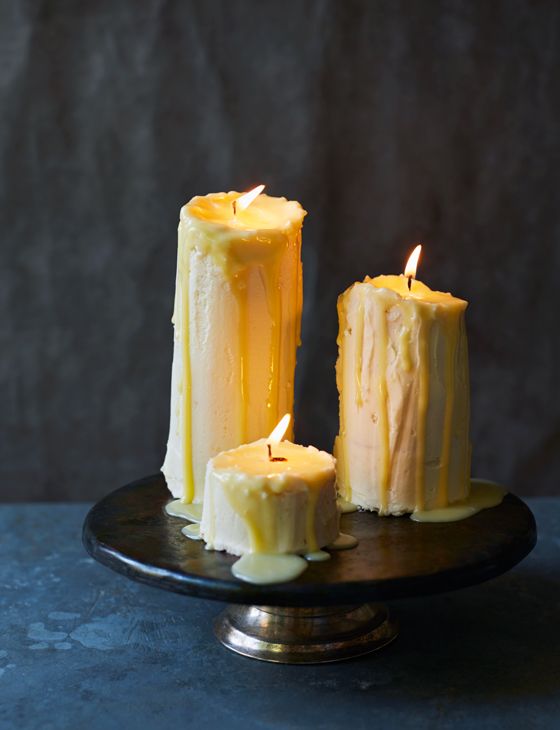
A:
[200,440,339,556]
[162,193,305,504]
[335,275,470,515]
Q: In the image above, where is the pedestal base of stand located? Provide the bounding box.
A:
[214,603,398,664]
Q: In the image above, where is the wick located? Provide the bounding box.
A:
[232,200,237,216]
[407,276,413,292]
[267,443,287,462]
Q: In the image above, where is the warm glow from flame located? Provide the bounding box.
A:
[268,413,291,443]
[236,184,265,212]
[404,244,422,279]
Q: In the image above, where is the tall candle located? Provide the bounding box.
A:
[162,189,306,507]
[334,247,470,515]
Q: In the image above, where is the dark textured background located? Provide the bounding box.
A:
[1,0,559,501]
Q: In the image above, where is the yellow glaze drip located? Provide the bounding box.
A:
[335,295,351,501]
[223,480,322,555]
[223,483,267,553]
[337,497,358,514]
[165,499,203,523]
[231,270,250,443]
[178,236,195,504]
[375,302,391,513]
[411,480,506,522]
[437,311,458,507]
[231,554,307,585]
[304,550,331,562]
[305,487,319,553]
[181,523,202,540]
[355,292,365,407]
[259,255,283,432]
[399,322,412,373]
[327,533,359,550]
[415,314,432,511]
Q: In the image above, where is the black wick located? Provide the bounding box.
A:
[407,276,413,291]
[232,200,237,216]
[267,443,287,462]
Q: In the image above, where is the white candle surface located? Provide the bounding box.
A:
[162,191,306,505]
[335,272,471,515]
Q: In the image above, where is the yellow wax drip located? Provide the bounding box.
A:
[305,488,319,553]
[231,271,250,444]
[355,292,365,407]
[179,241,195,504]
[259,256,283,432]
[437,312,458,508]
[335,296,351,501]
[375,304,391,513]
[223,482,321,555]
[415,314,432,512]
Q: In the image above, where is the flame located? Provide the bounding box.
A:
[404,244,422,279]
[236,184,265,212]
[268,413,291,443]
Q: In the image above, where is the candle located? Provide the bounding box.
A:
[199,414,345,584]
[334,246,471,516]
[162,189,306,517]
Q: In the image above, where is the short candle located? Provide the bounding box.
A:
[200,414,345,584]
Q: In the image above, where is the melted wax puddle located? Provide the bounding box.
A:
[170,498,360,585]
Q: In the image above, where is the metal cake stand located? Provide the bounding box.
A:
[82,473,536,664]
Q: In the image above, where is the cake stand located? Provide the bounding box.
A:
[82,473,537,664]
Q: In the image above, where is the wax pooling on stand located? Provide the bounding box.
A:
[162,187,306,516]
[200,414,356,584]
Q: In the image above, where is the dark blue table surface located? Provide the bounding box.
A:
[0,498,558,730]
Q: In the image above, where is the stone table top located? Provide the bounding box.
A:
[0,498,558,729]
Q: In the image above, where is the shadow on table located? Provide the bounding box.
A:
[378,565,559,700]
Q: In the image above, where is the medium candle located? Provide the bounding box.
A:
[335,246,471,515]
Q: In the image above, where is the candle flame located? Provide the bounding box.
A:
[404,244,422,279]
[236,184,265,212]
[268,413,291,443]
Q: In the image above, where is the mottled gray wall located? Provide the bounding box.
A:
[1,0,559,501]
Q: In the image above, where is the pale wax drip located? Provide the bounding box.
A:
[337,497,358,514]
[165,500,203,523]
[375,302,390,513]
[179,241,195,504]
[305,487,320,553]
[223,481,324,556]
[411,480,506,522]
[304,550,331,562]
[355,292,365,407]
[231,554,307,585]
[437,312,458,508]
[335,296,351,501]
[415,314,432,511]
[328,533,359,550]
[259,256,283,432]
[224,482,267,553]
[233,272,250,444]
[181,523,202,540]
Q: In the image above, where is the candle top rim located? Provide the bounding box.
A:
[182,191,307,232]
[355,274,468,308]
[209,438,335,484]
